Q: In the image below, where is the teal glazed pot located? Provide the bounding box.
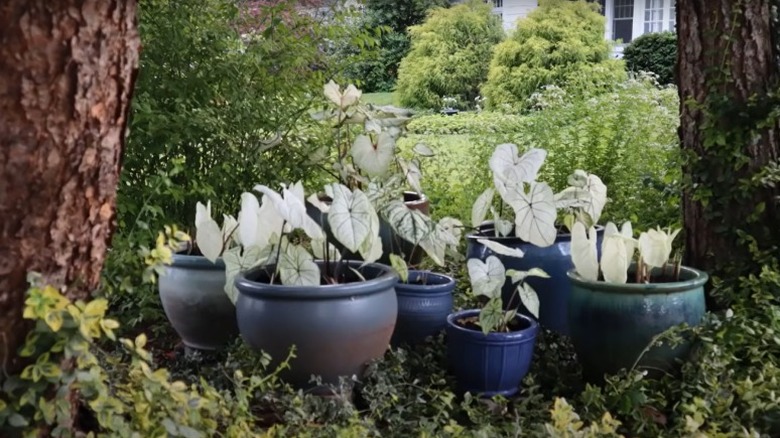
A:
[158,254,239,351]
[567,266,708,382]
[466,224,604,335]
[391,270,455,346]
[234,261,398,389]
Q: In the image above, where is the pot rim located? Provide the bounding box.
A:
[235,260,399,299]
[396,270,456,295]
[170,252,225,269]
[566,265,709,294]
[466,223,604,244]
[446,309,538,342]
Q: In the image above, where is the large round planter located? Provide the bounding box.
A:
[466,224,604,335]
[567,266,708,382]
[307,192,430,266]
[158,254,239,351]
[234,261,398,389]
[446,309,538,397]
[391,270,455,346]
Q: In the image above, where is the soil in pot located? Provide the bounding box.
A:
[454,315,531,333]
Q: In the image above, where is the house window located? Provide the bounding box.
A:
[644,0,664,33]
[668,0,676,31]
[489,0,503,7]
[613,0,634,43]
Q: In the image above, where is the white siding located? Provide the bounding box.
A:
[497,0,538,31]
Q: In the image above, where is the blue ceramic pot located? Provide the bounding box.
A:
[567,266,708,382]
[234,261,398,389]
[391,271,455,346]
[158,254,238,351]
[466,224,604,335]
[445,309,538,397]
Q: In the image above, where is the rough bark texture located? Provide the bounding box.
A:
[678,1,780,278]
[0,1,139,371]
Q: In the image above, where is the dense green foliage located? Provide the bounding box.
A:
[482,0,625,110]
[346,0,449,92]
[395,0,504,110]
[407,77,680,231]
[623,32,677,85]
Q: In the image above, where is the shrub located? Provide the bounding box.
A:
[622,31,677,85]
[481,0,625,110]
[345,0,450,92]
[395,0,504,110]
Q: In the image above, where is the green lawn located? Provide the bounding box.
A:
[362,92,395,106]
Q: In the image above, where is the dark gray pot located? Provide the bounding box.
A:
[158,254,239,351]
[234,261,398,389]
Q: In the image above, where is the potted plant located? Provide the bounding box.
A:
[446,253,546,397]
[466,144,608,335]
[197,180,400,390]
[157,203,239,354]
[568,221,708,382]
[309,81,439,266]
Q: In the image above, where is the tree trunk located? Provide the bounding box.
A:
[678,1,780,287]
[0,1,139,371]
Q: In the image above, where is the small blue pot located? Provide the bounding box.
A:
[391,271,455,346]
[567,266,708,382]
[466,224,604,335]
[445,309,538,397]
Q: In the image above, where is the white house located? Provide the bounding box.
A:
[480,0,676,52]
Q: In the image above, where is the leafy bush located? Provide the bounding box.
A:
[482,0,625,110]
[623,31,677,86]
[345,0,450,92]
[395,0,504,110]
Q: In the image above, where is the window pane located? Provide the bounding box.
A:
[614,20,633,43]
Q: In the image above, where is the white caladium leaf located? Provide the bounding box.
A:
[195,201,212,228]
[278,244,320,286]
[311,238,341,261]
[420,235,446,266]
[583,174,607,224]
[281,186,324,240]
[257,196,284,247]
[621,221,636,256]
[350,132,395,178]
[511,182,557,248]
[477,238,525,258]
[604,221,619,237]
[384,200,434,245]
[358,197,382,264]
[398,157,422,194]
[467,256,505,299]
[254,185,290,221]
[567,170,588,188]
[364,117,382,134]
[518,283,540,319]
[222,214,239,246]
[571,221,599,281]
[496,218,513,237]
[238,193,261,247]
[506,268,550,284]
[639,227,681,269]
[471,188,495,227]
[324,80,361,109]
[328,184,373,253]
[602,235,629,284]
[196,218,223,263]
[437,217,463,246]
[306,193,330,214]
[222,245,275,303]
[489,144,547,186]
[413,143,435,157]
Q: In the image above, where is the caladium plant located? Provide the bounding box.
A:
[571,221,682,284]
[466,249,548,335]
[195,181,388,303]
[471,144,608,247]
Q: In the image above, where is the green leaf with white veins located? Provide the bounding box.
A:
[279,244,320,286]
[512,182,557,247]
[467,256,505,299]
[389,254,408,283]
[479,298,504,334]
[398,157,422,194]
[328,184,373,253]
[384,200,434,245]
[351,132,395,178]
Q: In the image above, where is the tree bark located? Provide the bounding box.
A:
[678,1,780,284]
[0,1,139,371]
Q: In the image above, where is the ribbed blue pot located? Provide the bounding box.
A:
[445,309,538,397]
[158,254,238,351]
[391,271,455,346]
[567,266,708,382]
[466,225,604,336]
[234,261,398,389]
